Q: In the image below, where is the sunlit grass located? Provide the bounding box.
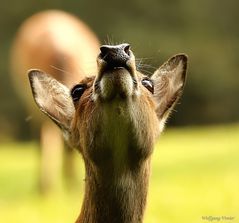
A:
[0,124,239,223]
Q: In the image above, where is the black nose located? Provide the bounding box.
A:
[99,43,131,68]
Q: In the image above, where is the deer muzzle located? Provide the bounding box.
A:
[94,43,137,101]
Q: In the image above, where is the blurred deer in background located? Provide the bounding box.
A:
[28,43,188,222]
[10,10,100,193]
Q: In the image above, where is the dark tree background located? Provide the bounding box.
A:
[0,0,238,140]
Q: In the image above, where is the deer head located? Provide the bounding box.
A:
[28,43,187,223]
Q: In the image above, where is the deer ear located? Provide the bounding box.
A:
[28,69,75,132]
[152,54,188,123]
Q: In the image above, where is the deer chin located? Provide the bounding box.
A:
[97,68,135,101]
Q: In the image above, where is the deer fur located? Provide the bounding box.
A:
[28,43,188,222]
[10,10,100,192]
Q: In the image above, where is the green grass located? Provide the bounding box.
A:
[1,124,239,223]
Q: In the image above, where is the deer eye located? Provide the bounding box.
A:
[71,84,87,102]
[142,78,154,94]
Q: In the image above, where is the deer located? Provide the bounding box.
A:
[28,43,188,222]
[10,10,100,192]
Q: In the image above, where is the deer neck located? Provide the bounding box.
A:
[76,159,151,223]
[74,99,157,223]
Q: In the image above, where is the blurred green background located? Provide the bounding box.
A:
[0,0,238,222]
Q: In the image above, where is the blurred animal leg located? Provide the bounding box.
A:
[39,120,64,194]
[63,142,78,190]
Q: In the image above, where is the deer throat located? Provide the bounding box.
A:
[77,159,151,223]
[76,93,156,223]
[83,96,156,170]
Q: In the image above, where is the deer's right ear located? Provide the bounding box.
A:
[28,69,75,132]
[151,54,188,123]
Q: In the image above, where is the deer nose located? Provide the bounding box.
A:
[99,43,131,67]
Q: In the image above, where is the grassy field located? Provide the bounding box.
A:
[0,124,239,223]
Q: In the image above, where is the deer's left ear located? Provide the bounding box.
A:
[28,69,75,133]
[151,54,188,122]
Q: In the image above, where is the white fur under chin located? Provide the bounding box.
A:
[99,69,134,100]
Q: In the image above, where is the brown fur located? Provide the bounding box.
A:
[28,46,188,222]
[10,10,100,193]
[10,10,100,118]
